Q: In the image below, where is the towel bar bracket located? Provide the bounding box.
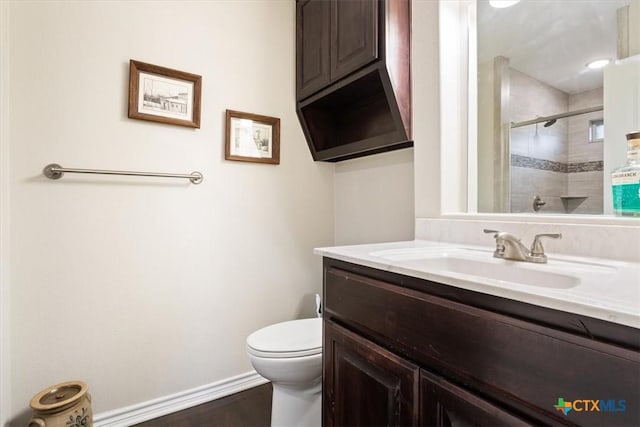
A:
[43,163,64,180]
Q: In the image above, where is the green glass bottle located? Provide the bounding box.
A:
[612,131,640,216]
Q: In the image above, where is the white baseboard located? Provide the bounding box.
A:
[93,371,268,427]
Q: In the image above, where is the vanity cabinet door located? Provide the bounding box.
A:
[296,0,331,100]
[420,370,535,427]
[324,320,419,427]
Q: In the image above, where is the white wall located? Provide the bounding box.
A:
[414,0,442,219]
[334,149,414,245]
[629,1,640,57]
[3,0,334,422]
[1,0,11,424]
[476,59,495,213]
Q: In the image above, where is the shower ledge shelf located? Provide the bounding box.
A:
[560,195,588,199]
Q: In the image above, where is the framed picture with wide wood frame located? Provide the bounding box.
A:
[225,110,280,164]
[128,60,202,128]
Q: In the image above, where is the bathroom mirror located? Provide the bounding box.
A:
[475,0,640,215]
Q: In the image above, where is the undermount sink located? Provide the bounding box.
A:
[370,247,581,289]
[401,255,579,289]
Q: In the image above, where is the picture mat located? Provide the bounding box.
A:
[229,118,273,158]
[137,71,194,121]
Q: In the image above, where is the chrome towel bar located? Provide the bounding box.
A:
[43,163,203,184]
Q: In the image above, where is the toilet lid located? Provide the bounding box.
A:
[247,318,322,358]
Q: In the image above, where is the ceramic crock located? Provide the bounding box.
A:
[29,380,92,427]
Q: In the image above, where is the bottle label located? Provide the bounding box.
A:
[612,170,640,212]
[612,170,640,184]
[628,139,640,159]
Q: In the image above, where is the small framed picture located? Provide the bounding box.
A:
[225,110,280,164]
[128,60,202,128]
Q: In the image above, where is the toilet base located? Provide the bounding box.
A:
[271,381,321,427]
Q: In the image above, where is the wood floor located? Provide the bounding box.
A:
[133,383,272,427]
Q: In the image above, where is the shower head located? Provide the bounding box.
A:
[544,119,557,127]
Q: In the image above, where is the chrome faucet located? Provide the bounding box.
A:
[484,229,562,264]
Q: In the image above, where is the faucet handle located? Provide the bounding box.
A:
[531,233,562,256]
[483,229,506,256]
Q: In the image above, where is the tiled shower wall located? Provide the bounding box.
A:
[567,88,604,214]
[509,69,568,213]
[508,69,604,214]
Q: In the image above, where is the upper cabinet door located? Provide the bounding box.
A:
[330,0,379,82]
[296,0,331,100]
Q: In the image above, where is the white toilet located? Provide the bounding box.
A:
[246,317,323,427]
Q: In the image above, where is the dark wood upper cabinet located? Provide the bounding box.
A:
[297,0,331,99]
[296,0,411,162]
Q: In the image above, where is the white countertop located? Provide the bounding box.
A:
[315,240,640,329]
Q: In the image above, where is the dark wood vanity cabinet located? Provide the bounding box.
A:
[324,321,419,426]
[420,370,533,427]
[296,0,411,162]
[322,258,640,427]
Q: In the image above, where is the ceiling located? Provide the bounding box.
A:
[477,0,633,94]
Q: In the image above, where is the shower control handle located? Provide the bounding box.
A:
[533,195,546,212]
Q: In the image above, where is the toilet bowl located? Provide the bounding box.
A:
[247,318,322,427]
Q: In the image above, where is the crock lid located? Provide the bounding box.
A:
[247,318,322,358]
[30,380,88,411]
[626,131,640,140]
